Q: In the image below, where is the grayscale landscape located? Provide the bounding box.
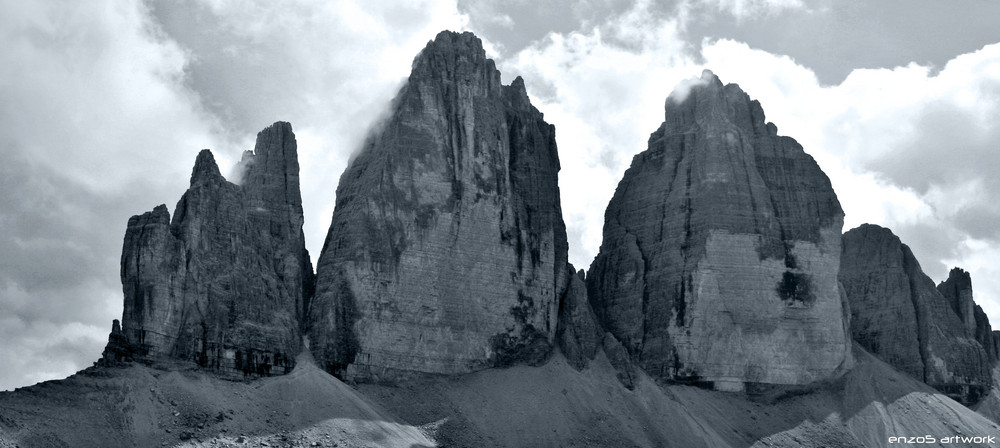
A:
[2,2,1000,447]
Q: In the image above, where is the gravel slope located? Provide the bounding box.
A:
[1,345,997,447]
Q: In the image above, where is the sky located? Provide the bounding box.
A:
[1,0,998,391]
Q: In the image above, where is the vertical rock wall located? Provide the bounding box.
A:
[939,267,999,363]
[104,122,314,377]
[309,31,569,381]
[587,71,852,391]
[841,224,991,404]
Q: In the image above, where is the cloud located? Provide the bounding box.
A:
[502,1,700,269]
[3,0,999,392]
[0,0,469,390]
[0,0,222,391]
[504,3,1000,327]
[686,0,806,21]
[697,39,1000,321]
[147,0,470,267]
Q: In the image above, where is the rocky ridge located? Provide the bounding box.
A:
[939,267,1000,363]
[100,122,314,377]
[586,70,852,391]
[308,31,571,381]
[840,224,992,404]
[77,29,1000,438]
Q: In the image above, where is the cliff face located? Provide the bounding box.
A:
[841,224,991,404]
[102,122,314,377]
[308,31,569,381]
[586,71,852,391]
[555,266,602,371]
[938,267,999,363]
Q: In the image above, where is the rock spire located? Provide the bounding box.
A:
[841,224,991,404]
[102,122,314,377]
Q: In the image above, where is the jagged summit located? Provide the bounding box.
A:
[938,266,1000,364]
[411,30,494,78]
[588,71,851,391]
[841,223,992,404]
[308,29,569,381]
[190,148,222,185]
[100,121,313,378]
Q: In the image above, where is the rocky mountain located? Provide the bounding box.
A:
[586,70,852,391]
[939,267,1000,363]
[840,224,991,404]
[9,28,1000,448]
[308,31,570,381]
[100,122,314,377]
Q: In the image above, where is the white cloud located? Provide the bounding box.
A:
[0,0,470,390]
[3,0,1000,391]
[147,0,470,264]
[503,2,699,268]
[505,4,1000,325]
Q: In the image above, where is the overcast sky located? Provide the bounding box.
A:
[2,0,999,391]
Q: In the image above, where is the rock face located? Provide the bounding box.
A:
[938,268,999,363]
[586,70,851,391]
[309,31,569,381]
[840,224,991,404]
[104,122,314,377]
[555,266,602,370]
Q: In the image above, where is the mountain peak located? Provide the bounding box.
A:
[409,30,499,91]
[190,149,222,186]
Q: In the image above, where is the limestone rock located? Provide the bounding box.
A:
[98,319,129,366]
[105,122,314,377]
[994,331,1000,362]
[938,267,999,363]
[840,224,991,404]
[309,31,569,381]
[839,224,925,380]
[602,332,637,389]
[556,267,602,370]
[587,70,852,391]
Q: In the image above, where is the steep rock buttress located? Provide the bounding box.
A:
[840,224,991,404]
[587,71,852,391]
[101,122,314,377]
[308,31,570,380]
